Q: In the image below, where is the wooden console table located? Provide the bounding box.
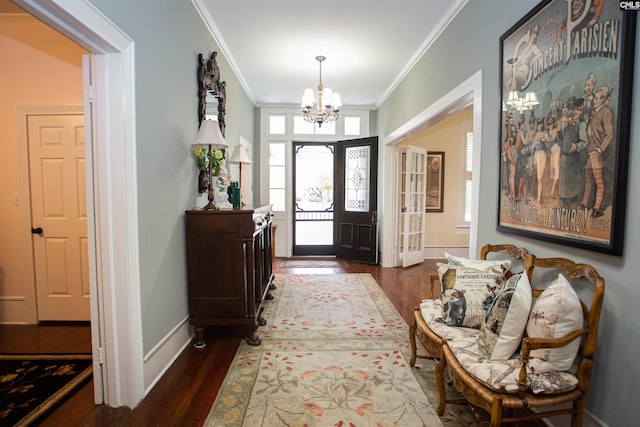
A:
[185,205,274,347]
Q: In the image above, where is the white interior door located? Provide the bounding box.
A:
[401,146,428,267]
[28,113,90,321]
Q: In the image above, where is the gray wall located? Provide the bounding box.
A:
[89,0,255,355]
[378,1,638,425]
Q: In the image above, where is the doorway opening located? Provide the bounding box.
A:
[291,137,379,264]
[380,71,482,268]
[14,0,145,408]
[292,142,336,256]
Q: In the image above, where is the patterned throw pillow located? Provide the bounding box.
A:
[477,273,532,361]
[436,263,508,328]
[444,252,512,272]
[525,273,583,372]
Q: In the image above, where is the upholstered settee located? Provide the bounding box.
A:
[409,244,605,427]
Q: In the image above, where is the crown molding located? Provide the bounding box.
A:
[191,0,256,105]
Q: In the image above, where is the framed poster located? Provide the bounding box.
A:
[497,0,635,255]
[426,152,444,212]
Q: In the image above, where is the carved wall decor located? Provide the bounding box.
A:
[198,51,226,135]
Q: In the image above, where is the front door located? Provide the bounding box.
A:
[292,143,335,256]
[28,113,90,321]
[335,137,379,264]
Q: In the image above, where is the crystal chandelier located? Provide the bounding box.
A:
[301,55,342,127]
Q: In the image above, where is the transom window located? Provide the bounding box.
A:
[263,109,368,212]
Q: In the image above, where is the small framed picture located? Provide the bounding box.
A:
[426,152,444,212]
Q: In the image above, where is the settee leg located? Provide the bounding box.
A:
[435,356,447,416]
[571,397,585,427]
[490,397,503,427]
[409,321,418,367]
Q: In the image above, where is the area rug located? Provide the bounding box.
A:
[205,273,477,426]
[0,354,93,426]
[279,259,348,268]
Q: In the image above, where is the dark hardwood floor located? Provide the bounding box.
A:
[1,259,452,426]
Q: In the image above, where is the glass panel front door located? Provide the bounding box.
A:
[292,143,335,255]
[335,137,378,264]
[344,145,370,212]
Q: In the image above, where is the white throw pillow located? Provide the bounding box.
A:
[477,273,532,361]
[445,252,512,272]
[437,263,507,328]
[525,273,583,372]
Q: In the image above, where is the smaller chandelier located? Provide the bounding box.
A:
[301,55,342,127]
[505,90,539,112]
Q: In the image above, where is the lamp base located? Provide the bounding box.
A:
[202,201,219,210]
[203,185,218,210]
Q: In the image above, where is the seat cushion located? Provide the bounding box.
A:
[419,299,479,342]
[477,273,532,361]
[525,273,583,372]
[448,337,578,394]
[437,263,508,328]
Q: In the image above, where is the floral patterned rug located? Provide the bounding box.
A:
[205,273,478,426]
[278,259,349,268]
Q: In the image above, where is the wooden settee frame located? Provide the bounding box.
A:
[409,246,605,427]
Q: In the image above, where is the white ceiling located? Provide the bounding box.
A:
[194,0,467,108]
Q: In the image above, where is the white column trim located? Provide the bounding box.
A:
[14,0,144,408]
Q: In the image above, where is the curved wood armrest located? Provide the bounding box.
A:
[429,273,440,300]
[480,244,530,260]
[516,329,589,395]
[521,329,589,355]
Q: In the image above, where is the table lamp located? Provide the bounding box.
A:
[192,119,228,210]
[228,145,252,206]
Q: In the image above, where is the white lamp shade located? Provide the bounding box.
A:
[229,145,252,164]
[331,93,342,109]
[524,91,539,106]
[192,119,228,149]
[301,88,315,108]
[506,91,522,107]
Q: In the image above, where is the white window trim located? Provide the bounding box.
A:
[457,120,472,231]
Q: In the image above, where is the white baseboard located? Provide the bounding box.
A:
[142,316,192,395]
[422,246,469,260]
[583,410,607,427]
[535,404,606,427]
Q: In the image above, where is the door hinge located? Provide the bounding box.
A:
[88,84,95,103]
[96,347,105,364]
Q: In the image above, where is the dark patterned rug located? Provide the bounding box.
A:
[0,354,93,426]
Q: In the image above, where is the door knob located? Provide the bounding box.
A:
[31,227,43,235]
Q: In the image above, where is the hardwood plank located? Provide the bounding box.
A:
[0,322,91,354]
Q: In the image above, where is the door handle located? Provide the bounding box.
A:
[31,227,43,235]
